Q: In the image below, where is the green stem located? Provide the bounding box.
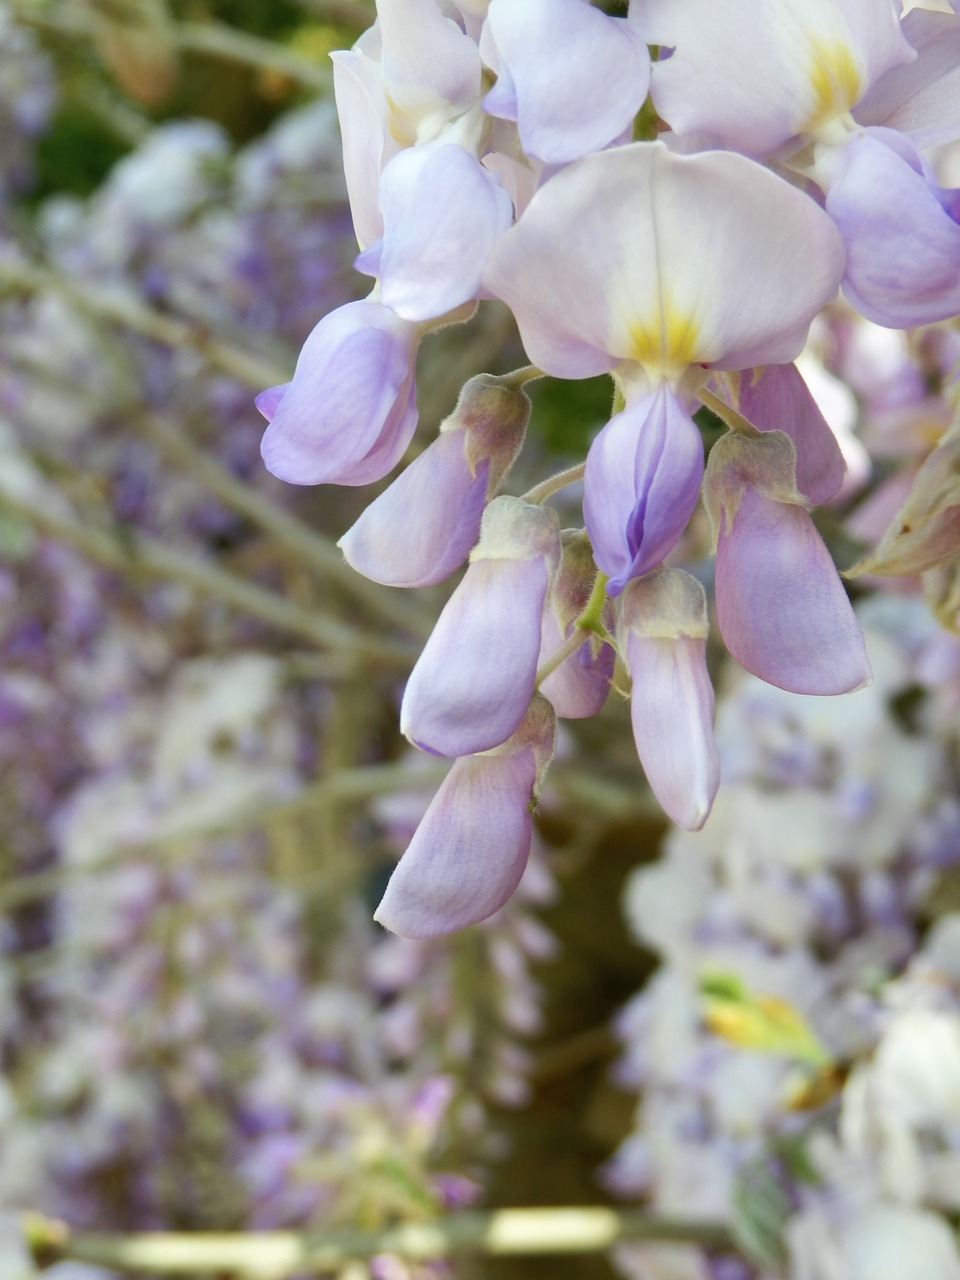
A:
[501,363,545,389]
[575,568,610,635]
[697,387,762,439]
[25,1207,739,1273]
[521,462,586,505]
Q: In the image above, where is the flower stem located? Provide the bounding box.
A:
[521,462,586,505]
[25,1206,739,1273]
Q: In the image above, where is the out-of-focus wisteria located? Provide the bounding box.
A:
[0,6,564,1275]
[2,2,960,1279]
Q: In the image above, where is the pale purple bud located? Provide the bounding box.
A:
[355,144,514,321]
[847,426,960,578]
[825,129,960,328]
[617,569,719,830]
[728,363,846,506]
[338,374,530,587]
[375,695,556,937]
[584,383,704,597]
[400,496,560,756]
[259,298,419,487]
[538,532,614,718]
[705,431,871,695]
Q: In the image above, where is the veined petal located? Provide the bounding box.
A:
[825,129,960,327]
[375,696,556,937]
[637,0,914,155]
[260,299,419,487]
[715,486,871,694]
[483,0,650,164]
[584,384,704,596]
[484,143,844,380]
[734,364,846,506]
[362,143,514,320]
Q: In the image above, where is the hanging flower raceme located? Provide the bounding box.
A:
[485,141,867,695]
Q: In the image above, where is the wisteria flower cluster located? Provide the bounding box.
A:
[258,0,960,939]
[608,598,960,1280]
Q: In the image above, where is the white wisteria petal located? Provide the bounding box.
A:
[856,6,960,147]
[484,143,845,381]
[483,0,650,164]
[357,143,513,320]
[636,0,914,155]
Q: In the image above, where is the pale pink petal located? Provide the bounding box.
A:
[716,487,871,694]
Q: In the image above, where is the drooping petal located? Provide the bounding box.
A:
[635,0,914,155]
[583,384,704,596]
[260,299,420,487]
[375,696,556,937]
[825,129,960,327]
[618,571,720,831]
[856,6,960,148]
[356,144,513,320]
[482,0,650,164]
[715,485,871,694]
[734,364,846,505]
[400,497,560,756]
[339,372,530,587]
[484,143,845,381]
[339,433,488,587]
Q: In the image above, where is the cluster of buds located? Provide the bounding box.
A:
[258,0,960,937]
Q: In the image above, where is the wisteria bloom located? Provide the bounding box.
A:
[634,0,960,327]
[485,141,869,695]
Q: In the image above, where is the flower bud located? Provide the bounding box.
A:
[617,569,719,830]
[338,373,530,587]
[538,532,614,717]
[704,431,871,695]
[375,695,557,937]
[400,496,560,756]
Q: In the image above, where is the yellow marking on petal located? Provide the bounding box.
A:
[628,301,700,379]
[805,40,861,132]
